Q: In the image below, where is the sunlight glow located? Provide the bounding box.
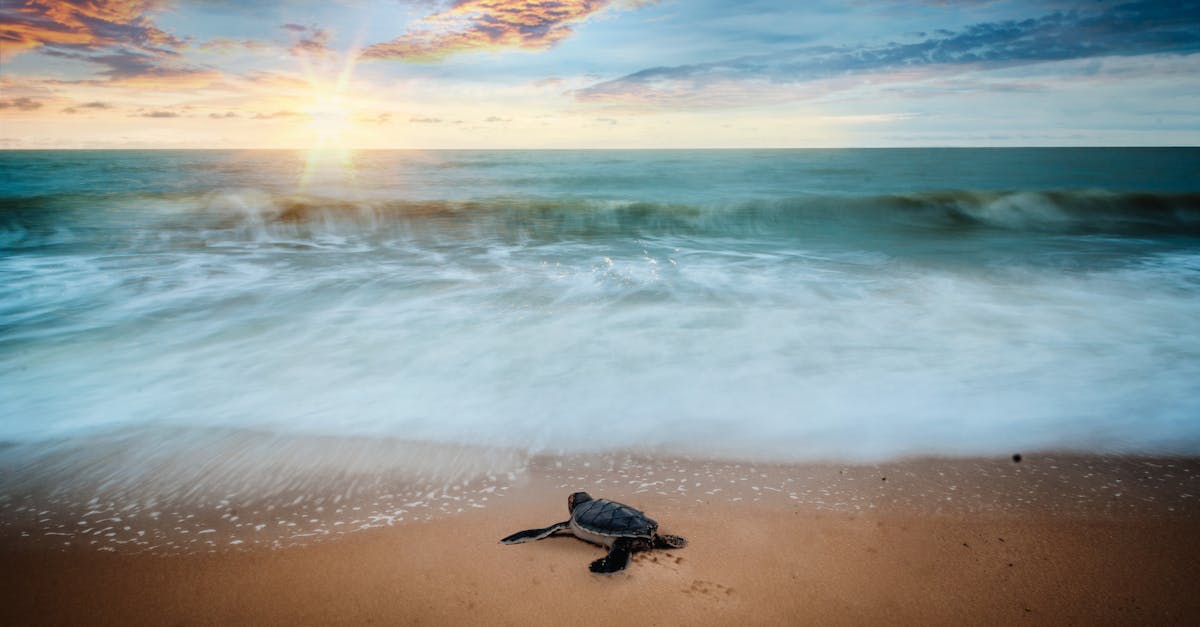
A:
[307,94,354,144]
[299,49,364,188]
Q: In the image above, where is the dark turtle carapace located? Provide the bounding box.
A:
[499,491,687,574]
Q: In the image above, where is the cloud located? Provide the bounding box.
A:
[0,97,44,111]
[139,110,179,118]
[198,37,275,53]
[360,0,620,60]
[45,47,174,77]
[209,111,239,118]
[288,26,333,57]
[62,100,112,113]
[244,71,311,90]
[252,110,302,119]
[409,116,443,123]
[0,1,222,87]
[575,0,1200,107]
[281,23,308,33]
[0,0,182,60]
[37,47,222,88]
[816,113,920,124]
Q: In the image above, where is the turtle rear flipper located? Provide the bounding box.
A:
[655,534,687,549]
[589,538,634,574]
[499,521,570,544]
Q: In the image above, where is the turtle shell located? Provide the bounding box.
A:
[571,498,657,538]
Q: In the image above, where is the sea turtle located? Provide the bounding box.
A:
[499,491,687,574]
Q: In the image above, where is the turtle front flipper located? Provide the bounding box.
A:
[589,538,634,574]
[655,534,688,549]
[499,521,570,544]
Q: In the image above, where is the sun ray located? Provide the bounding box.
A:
[296,47,365,190]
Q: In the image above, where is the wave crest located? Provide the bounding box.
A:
[184,189,1200,237]
[3,189,1199,249]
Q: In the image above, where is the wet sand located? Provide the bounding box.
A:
[2,453,1199,625]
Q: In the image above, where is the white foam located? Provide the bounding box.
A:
[3,237,1197,460]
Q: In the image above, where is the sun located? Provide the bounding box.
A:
[296,52,363,187]
[298,91,358,188]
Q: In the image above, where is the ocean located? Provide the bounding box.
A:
[2,148,1199,462]
[3,147,1200,549]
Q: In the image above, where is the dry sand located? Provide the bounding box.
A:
[2,453,1199,625]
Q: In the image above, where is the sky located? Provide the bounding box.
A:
[0,0,1198,148]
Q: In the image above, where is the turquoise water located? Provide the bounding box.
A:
[2,149,1199,461]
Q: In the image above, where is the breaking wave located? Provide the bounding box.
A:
[3,189,1200,250]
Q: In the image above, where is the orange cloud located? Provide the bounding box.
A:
[0,1,223,89]
[360,0,615,60]
[0,1,181,60]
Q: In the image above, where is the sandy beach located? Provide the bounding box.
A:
[3,452,1198,626]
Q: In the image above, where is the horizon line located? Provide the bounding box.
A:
[2,145,1198,152]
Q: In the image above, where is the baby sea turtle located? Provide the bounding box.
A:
[499,491,687,574]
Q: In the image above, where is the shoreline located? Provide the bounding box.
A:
[3,451,1199,624]
[3,442,1198,554]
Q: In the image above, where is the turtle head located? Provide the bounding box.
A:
[568,491,593,513]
